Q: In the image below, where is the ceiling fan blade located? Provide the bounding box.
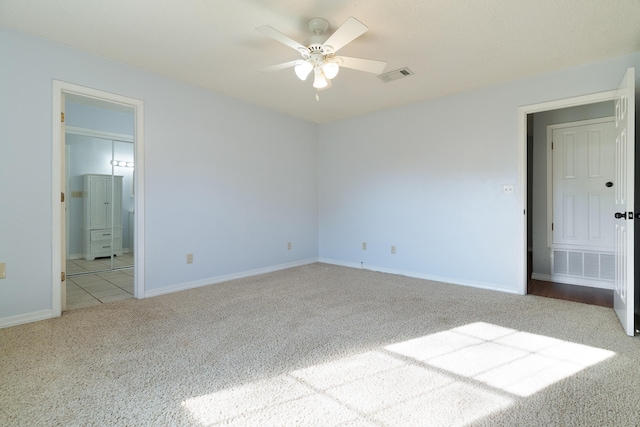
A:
[259,60,303,73]
[256,25,308,53]
[322,17,368,53]
[335,56,387,74]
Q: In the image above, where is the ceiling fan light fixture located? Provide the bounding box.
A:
[321,61,339,79]
[257,17,386,92]
[313,67,328,89]
[294,61,313,80]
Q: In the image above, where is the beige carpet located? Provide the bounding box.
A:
[1,263,639,426]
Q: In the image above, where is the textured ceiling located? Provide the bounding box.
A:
[2,0,639,123]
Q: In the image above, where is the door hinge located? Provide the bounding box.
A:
[61,272,66,282]
[551,142,554,150]
[61,112,65,123]
[61,192,65,202]
[551,223,554,231]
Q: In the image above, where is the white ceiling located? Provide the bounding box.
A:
[2,0,640,123]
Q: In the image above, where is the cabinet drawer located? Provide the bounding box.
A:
[91,239,122,256]
[90,229,114,241]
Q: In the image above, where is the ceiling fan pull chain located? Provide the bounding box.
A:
[315,93,320,101]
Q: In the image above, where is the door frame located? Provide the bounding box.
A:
[518,89,617,295]
[52,80,145,315]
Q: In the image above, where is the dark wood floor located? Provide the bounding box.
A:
[528,279,613,308]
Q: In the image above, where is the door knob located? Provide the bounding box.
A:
[606,182,613,187]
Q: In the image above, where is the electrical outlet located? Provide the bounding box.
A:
[503,184,515,195]
[186,253,193,264]
[362,242,367,250]
[391,245,396,254]
[287,242,292,250]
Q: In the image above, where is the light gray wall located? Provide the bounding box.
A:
[1,22,639,327]
[530,102,614,277]
[66,101,134,135]
[318,53,640,292]
[0,26,319,324]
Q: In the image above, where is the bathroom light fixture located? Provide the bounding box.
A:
[110,159,134,168]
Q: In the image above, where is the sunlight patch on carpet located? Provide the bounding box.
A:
[385,322,615,397]
[182,322,614,425]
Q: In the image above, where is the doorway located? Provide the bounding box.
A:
[52,81,145,316]
[519,69,637,338]
[536,111,616,286]
[526,101,615,305]
[64,103,135,309]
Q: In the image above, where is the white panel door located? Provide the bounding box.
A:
[552,121,615,249]
[613,68,636,336]
[613,68,635,336]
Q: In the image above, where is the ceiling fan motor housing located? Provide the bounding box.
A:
[308,18,329,35]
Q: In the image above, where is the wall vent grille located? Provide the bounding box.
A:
[553,249,614,281]
[378,67,414,83]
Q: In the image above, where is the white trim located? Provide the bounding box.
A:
[143,259,319,298]
[52,80,146,316]
[0,310,55,329]
[546,124,553,249]
[518,90,618,296]
[319,258,520,295]
[531,273,613,290]
[65,126,134,143]
[52,85,62,317]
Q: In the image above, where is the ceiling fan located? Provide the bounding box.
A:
[256,17,387,90]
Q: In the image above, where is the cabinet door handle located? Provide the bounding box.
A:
[102,245,110,248]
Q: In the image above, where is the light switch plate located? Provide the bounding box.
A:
[0,263,5,279]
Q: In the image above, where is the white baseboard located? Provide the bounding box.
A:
[0,309,56,329]
[318,258,521,295]
[530,272,613,290]
[143,258,319,298]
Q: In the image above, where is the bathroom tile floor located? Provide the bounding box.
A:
[66,254,134,310]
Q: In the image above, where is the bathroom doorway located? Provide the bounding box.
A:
[64,98,135,309]
[53,81,145,314]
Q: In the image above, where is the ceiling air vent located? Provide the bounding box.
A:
[378,67,414,83]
